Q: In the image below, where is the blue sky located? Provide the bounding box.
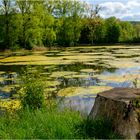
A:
[83,0,140,21]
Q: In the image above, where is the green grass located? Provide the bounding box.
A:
[0,107,121,139]
[78,118,122,139]
[0,108,83,139]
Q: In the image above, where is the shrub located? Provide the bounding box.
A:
[20,67,45,110]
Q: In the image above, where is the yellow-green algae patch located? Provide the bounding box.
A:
[0,58,76,65]
[113,48,140,54]
[45,81,61,87]
[50,71,78,78]
[80,69,97,73]
[64,74,95,79]
[84,62,99,66]
[107,60,140,69]
[0,77,4,82]
[45,87,57,92]
[0,71,5,75]
[97,74,140,83]
[0,52,116,66]
[0,85,19,92]
[58,86,113,97]
[135,80,140,88]
[0,55,47,63]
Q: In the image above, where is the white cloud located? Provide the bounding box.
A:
[127,0,140,10]
[100,2,128,18]
[97,0,140,21]
[122,13,140,21]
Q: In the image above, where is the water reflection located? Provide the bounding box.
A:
[58,95,95,115]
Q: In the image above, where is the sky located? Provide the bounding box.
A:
[83,0,140,21]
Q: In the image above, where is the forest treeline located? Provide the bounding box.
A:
[0,0,140,50]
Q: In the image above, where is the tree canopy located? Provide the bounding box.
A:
[0,0,140,50]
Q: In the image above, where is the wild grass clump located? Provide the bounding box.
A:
[0,108,83,139]
[0,108,122,139]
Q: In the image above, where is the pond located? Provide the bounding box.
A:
[0,45,140,114]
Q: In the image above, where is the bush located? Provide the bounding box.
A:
[20,67,45,110]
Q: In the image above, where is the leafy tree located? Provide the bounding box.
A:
[0,0,15,49]
[0,0,140,49]
[86,17,106,44]
[55,0,84,46]
[16,0,45,49]
[42,2,56,47]
[81,4,105,45]
[105,17,121,43]
[133,23,140,42]
[16,0,33,49]
[119,21,134,42]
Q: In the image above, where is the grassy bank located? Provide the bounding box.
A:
[0,108,82,139]
[0,107,121,139]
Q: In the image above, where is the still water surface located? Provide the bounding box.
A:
[0,46,140,114]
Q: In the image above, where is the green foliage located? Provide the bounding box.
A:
[119,21,134,42]
[133,24,140,42]
[105,17,121,43]
[56,0,84,46]
[84,17,106,44]
[20,67,45,110]
[0,0,140,49]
